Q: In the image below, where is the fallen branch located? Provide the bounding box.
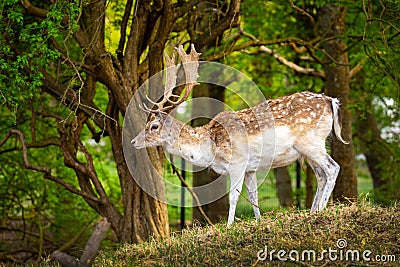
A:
[51,218,110,267]
[170,164,213,226]
[236,189,266,215]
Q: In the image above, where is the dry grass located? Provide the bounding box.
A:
[96,201,400,266]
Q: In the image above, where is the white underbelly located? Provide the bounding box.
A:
[236,126,299,172]
[209,126,300,175]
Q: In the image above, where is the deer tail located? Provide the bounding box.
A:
[331,98,349,144]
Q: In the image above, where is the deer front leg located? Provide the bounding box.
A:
[244,171,260,220]
[227,173,245,226]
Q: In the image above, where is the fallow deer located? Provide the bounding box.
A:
[131,44,348,226]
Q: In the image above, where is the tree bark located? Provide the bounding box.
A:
[318,4,358,201]
[107,100,169,242]
[274,167,294,207]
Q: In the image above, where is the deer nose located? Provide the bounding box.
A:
[131,139,136,146]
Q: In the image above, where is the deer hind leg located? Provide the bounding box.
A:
[307,154,340,211]
[227,174,245,226]
[318,154,340,210]
[307,160,327,212]
[244,171,260,220]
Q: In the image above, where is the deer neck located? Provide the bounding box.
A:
[163,118,214,167]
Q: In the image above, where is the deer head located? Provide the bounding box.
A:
[131,44,201,151]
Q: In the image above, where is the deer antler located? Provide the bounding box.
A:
[167,44,201,107]
[142,44,201,113]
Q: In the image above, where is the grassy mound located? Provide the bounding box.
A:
[97,202,399,266]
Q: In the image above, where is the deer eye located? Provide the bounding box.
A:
[150,123,159,131]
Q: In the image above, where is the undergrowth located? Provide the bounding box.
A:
[95,201,399,266]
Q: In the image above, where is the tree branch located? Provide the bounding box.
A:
[228,28,325,79]
[257,46,326,79]
[194,0,241,50]
[174,0,205,20]
[290,43,308,54]
[205,37,313,61]
[22,0,47,18]
[41,71,112,132]
[124,0,151,79]
[0,130,103,204]
[80,218,110,265]
[75,133,107,199]
[0,139,60,155]
[288,0,315,24]
[59,128,92,177]
[117,0,134,60]
[349,60,365,79]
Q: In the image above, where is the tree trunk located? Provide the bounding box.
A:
[107,96,170,243]
[273,167,294,207]
[358,112,392,190]
[192,84,228,223]
[305,163,315,209]
[355,104,393,203]
[318,4,358,201]
[77,0,171,243]
[352,73,393,203]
